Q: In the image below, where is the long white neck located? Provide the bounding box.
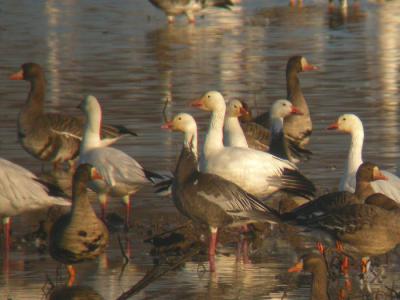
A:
[80,107,102,153]
[203,106,225,159]
[183,127,198,159]
[345,127,364,178]
[223,116,248,148]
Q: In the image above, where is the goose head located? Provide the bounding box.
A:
[73,163,103,188]
[327,113,363,134]
[10,63,44,81]
[191,91,226,113]
[356,162,388,183]
[287,56,318,73]
[270,99,303,119]
[288,253,326,274]
[78,95,102,117]
[162,113,197,134]
[226,99,248,118]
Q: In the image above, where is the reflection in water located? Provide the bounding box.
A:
[1,0,400,299]
[48,285,104,300]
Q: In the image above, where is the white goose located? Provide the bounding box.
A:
[223,99,249,148]
[328,113,400,202]
[0,158,70,247]
[78,95,159,225]
[192,91,315,200]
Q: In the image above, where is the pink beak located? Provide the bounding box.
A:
[327,122,339,130]
[161,121,174,130]
[291,106,303,115]
[303,64,319,72]
[191,98,204,108]
[9,70,24,80]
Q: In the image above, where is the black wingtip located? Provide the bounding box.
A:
[143,169,166,184]
[111,124,138,137]
[154,178,173,194]
[279,168,316,200]
[34,178,69,198]
[288,140,313,161]
[212,0,235,10]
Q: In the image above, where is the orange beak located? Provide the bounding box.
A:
[327,122,339,130]
[373,169,388,181]
[291,106,303,115]
[303,64,318,72]
[9,70,24,80]
[91,169,103,180]
[288,260,304,273]
[191,98,204,109]
[239,106,249,116]
[161,120,174,130]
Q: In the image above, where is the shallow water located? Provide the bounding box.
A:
[1,0,400,299]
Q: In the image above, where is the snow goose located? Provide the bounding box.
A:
[148,0,234,23]
[162,113,278,271]
[10,63,137,169]
[224,99,249,148]
[327,114,400,202]
[49,164,109,286]
[288,253,329,300]
[78,95,160,226]
[254,56,317,149]
[0,158,70,248]
[191,91,315,200]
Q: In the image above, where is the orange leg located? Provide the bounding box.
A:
[316,241,325,255]
[3,217,11,250]
[209,227,218,272]
[361,257,370,274]
[67,265,76,287]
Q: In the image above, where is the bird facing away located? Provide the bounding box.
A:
[78,95,160,226]
[49,163,109,287]
[148,0,235,23]
[9,63,137,169]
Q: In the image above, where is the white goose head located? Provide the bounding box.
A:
[162,113,198,153]
[327,114,363,134]
[79,95,102,117]
[191,91,226,113]
[270,99,303,119]
[226,99,248,118]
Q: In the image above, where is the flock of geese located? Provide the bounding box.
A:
[2,55,400,298]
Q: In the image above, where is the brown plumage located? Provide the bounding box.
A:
[49,164,109,285]
[10,63,136,168]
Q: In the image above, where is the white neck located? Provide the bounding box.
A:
[203,106,225,159]
[184,127,198,159]
[345,127,364,177]
[80,107,102,153]
[223,116,248,148]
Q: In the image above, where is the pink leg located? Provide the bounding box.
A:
[123,195,131,228]
[209,227,218,272]
[3,217,11,250]
[99,194,107,221]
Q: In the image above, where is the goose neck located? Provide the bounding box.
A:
[346,129,364,175]
[311,267,329,300]
[81,111,102,152]
[25,77,46,115]
[203,108,225,158]
[224,116,248,147]
[286,69,305,107]
[71,180,96,217]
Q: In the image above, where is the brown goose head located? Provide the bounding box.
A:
[356,162,388,184]
[10,63,44,81]
[288,253,326,274]
[287,56,318,74]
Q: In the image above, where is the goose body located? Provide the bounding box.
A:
[163,113,277,271]
[0,158,70,247]
[328,114,400,202]
[49,164,109,285]
[192,91,315,200]
[10,63,136,168]
[78,95,156,223]
[148,0,234,23]
[254,56,317,150]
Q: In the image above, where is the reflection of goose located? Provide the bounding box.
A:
[0,158,70,248]
[192,91,315,200]
[48,285,105,300]
[148,0,234,23]
[9,63,137,169]
[78,96,161,224]
[49,164,109,286]
[162,113,277,271]
[328,114,400,202]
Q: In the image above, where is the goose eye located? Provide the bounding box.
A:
[283,103,286,106]
[207,95,210,98]
[343,118,346,121]
[178,117,182,120]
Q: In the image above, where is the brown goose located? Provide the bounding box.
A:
[49,163,109,286]
[288,253,329,300]
[162,113,278,272]
[282,162,387,222]
[148,0,234,23]
[284,163,400,258]
[10,63,137,169]
[254,56,317,149]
